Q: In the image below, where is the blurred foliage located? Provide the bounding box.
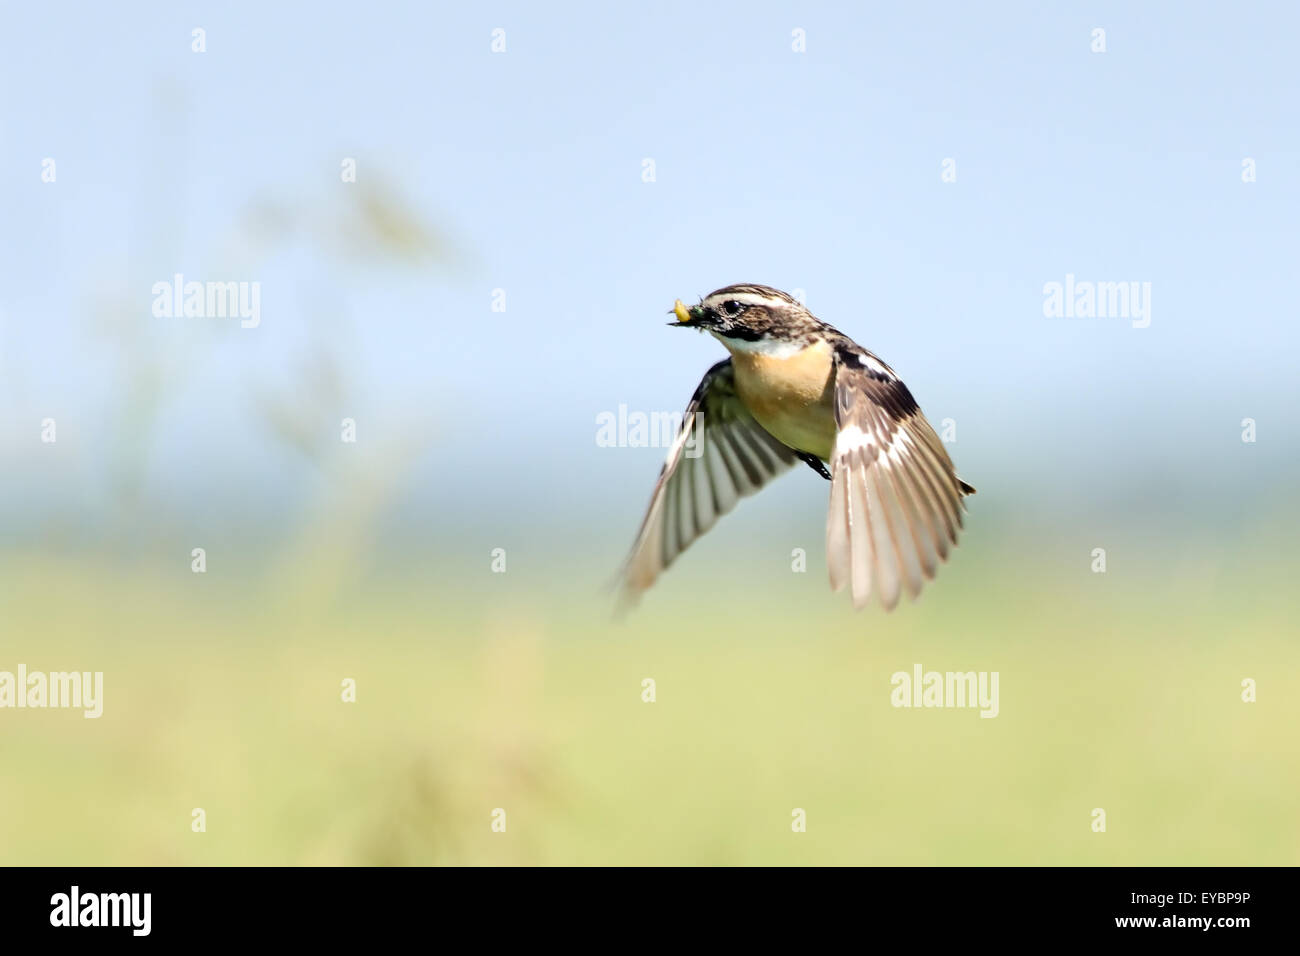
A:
[1,545,1295,866]
[78,159,455,543]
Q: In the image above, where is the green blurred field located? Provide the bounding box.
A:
[1,533,1296,866]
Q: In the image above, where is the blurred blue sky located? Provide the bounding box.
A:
[2,1,1297,548]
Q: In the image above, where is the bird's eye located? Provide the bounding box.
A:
[721,300,745,317]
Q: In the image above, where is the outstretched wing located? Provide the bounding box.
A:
[825,346,973,611]
[620,359,797,606]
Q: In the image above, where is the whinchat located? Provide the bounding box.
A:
[620,284,975,611]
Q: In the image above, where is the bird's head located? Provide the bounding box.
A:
[670,284,812,346]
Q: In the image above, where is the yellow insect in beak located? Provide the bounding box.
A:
[673,299,692,323]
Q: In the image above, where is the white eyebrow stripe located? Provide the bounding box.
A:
[702,291,790,310]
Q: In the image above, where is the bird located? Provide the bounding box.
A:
[619,283,975,611]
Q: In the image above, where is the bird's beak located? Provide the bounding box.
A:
[670,299,702,327]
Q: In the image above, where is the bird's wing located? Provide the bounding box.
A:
[825,345,973,610]
[620,358,797,606]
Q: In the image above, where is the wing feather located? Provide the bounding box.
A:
[619,359,796,608]
[824,347,973,610]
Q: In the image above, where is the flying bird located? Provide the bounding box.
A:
[620,284,975,611]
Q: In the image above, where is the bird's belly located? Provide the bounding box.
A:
[751,400,836,461]
[731,345,836,461]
